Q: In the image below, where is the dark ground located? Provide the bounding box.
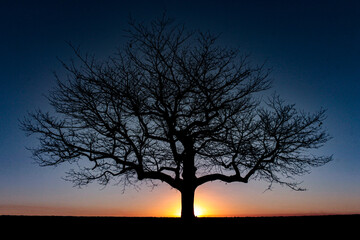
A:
[1,215,359,237]
[2,214,359,224]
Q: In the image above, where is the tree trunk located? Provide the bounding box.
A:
[180,138,197,222]
[181,187,195,221]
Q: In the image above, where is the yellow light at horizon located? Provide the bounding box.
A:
[163,190,223,218]
[194,204,206,217]
[170,204,208,217]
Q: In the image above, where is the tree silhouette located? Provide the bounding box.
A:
[21,15,332,221]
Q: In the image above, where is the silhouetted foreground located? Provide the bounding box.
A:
[1,214,359,227]
[21,14,333,221]
[1,215,359,236]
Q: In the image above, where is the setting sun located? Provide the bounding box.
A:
[194,204,206,217]
[171,204,208,217]
[165,189,230,218]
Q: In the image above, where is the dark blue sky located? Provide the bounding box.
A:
[1,0,360,216]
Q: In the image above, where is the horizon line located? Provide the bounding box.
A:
[2,213,360,218]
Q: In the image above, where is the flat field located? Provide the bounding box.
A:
[1,214,358,235]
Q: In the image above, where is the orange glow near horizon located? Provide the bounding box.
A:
[153,190,219,217]
[165,189,230,217]
[194,204,207,217]
[2,183,360,217]
[170,203,208,218]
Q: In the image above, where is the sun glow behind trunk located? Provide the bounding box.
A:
[194,204,206,217]
[155,187,239,218]
[168,192,212,217]
[170,204,207,217]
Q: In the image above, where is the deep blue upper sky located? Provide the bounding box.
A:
[1,0,360,215]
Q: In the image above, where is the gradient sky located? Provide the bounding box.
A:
[1,0,360,217]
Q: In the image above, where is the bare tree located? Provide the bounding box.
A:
[21,15,332,221]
